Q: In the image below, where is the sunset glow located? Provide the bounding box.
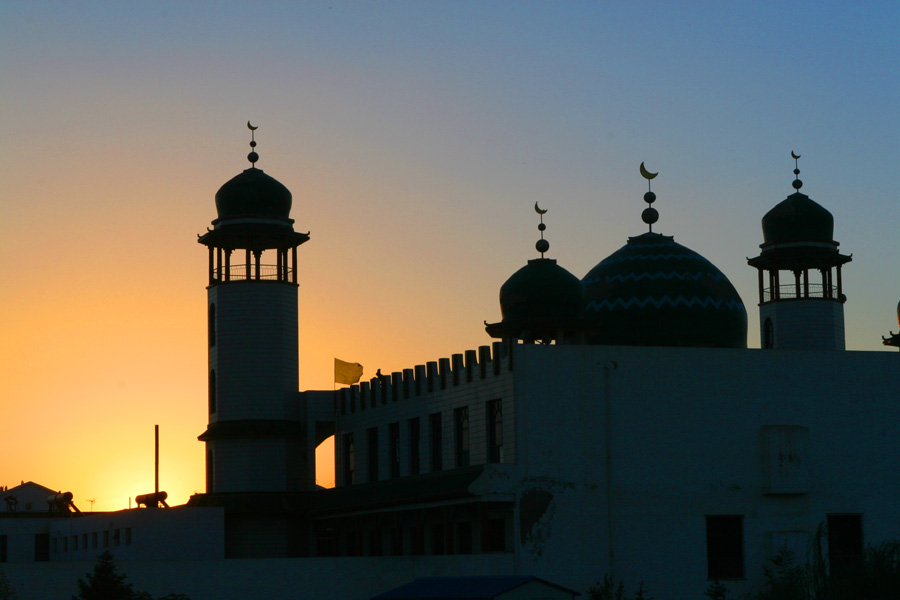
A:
[1,2,897,511]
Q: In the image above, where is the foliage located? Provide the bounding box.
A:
[752,526,900,600]
[72,551,191,600]
[72,551,141,600]
[0,566,18,600]
[704,580,729,600]
[588,575,652,600]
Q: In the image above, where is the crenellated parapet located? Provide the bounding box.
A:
[336,341,512,416]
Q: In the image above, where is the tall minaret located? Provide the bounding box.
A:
[748,153,851,350]
[197,123,310,493]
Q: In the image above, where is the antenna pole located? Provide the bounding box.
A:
[155,425,159,501]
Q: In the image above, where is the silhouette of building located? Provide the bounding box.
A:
[2,141,899,600]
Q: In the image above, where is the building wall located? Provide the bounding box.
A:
[2,553,515,600]
[510,343,900,598]
[760,299,845,350]
[209,282,299,423]
[335,344,515,485]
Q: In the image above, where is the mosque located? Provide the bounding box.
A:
[2,133,899,600]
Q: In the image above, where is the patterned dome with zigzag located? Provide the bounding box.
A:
[582,232,747,348]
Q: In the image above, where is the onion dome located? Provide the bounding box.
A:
[212,122,293,226]
[486,204,587,343]
[215,168,292,222]
[749,153,850,274]
[582,163,747,348]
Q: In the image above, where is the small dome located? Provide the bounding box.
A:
[500,258,586,323]
[215,168,292,222]
[583,232,747,348]
[761,192,834,245]
[486,258,587,342]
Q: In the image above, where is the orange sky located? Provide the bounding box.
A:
[2,3,898,511]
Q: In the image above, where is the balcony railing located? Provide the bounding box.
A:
[213,264,292,282]
[762,283,837,302]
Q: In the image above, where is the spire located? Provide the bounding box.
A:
[639,162,659,232]
[247,121,259,166]
[791,150,802,191]
[534,202,550,257]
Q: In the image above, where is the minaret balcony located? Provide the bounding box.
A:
[213,263,293,283]
[762,283,840,303]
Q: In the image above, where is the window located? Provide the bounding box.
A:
[92,532,98,549]
[72,535,78,551]
[368,530,382,556]
[706,515,744,579]
[389,422,400,479]
[430,524,445,555]
[430,413,443,472]
[34,534,49,562]
[455,407,470,467]
[485,518,506,552]
[206,449,215,493]
[208,303,216,347]
[409,418,421,476]
[208,369,217,414]
[342,433,355,485]
[487,399,503,463]
[763,318,774,349]
[0,535,7,562]
[828,514,863,576]
[125,528,132,546]
[456,522,472,554]
[367,428,379,483]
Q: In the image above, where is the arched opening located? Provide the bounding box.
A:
[208,303,216,347]
[208,369,217,413]
[206,449,215,493]
[763,318,774,349]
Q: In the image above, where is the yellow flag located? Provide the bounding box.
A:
[334,358,364,385]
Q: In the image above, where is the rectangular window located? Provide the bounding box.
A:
[0,535,6,562]
[62,537,68,552]
[34,534,49,562]
[487,399,503,463]
[367,427,379,483]
[342,433,355,485]
[484,517,506,552]
[114,529,120,547]
[368,530,382,556]
[455,407,470,467]
[124,528,132,546]
[92,532,98,549]
[391,527,403,556]
[389,422,400,479]
[430,524,445,555]
[82,533,88,550]
[72,535,78,551]
[456,522,472,555]
[409,418,421,476]
[706,515,744,579]
[430,413,443,472]
[410,525,424,556]
[828,514,863,576]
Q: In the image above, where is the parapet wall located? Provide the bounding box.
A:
[337,341,512,416]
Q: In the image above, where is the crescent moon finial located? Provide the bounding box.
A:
[247,121,258,131]
[791,150,800,159]
[639,162,658,180]
[534,202,548,215]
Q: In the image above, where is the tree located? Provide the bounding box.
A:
[0,565,18,600]
[72,551,142,600]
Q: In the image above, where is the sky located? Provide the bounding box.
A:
[1,1,898,511]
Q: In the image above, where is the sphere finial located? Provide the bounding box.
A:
[791,150,802,191]
[534,202,550,257]
[640,162,660,232]
[247,121,260,165]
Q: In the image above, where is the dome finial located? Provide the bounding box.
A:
[534,202,550,257]
[247,121,260,166]
[639,162,659,232]
[791,150,802,191]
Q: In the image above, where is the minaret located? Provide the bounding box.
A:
[197,123,310,493]
[748,153,851,350]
